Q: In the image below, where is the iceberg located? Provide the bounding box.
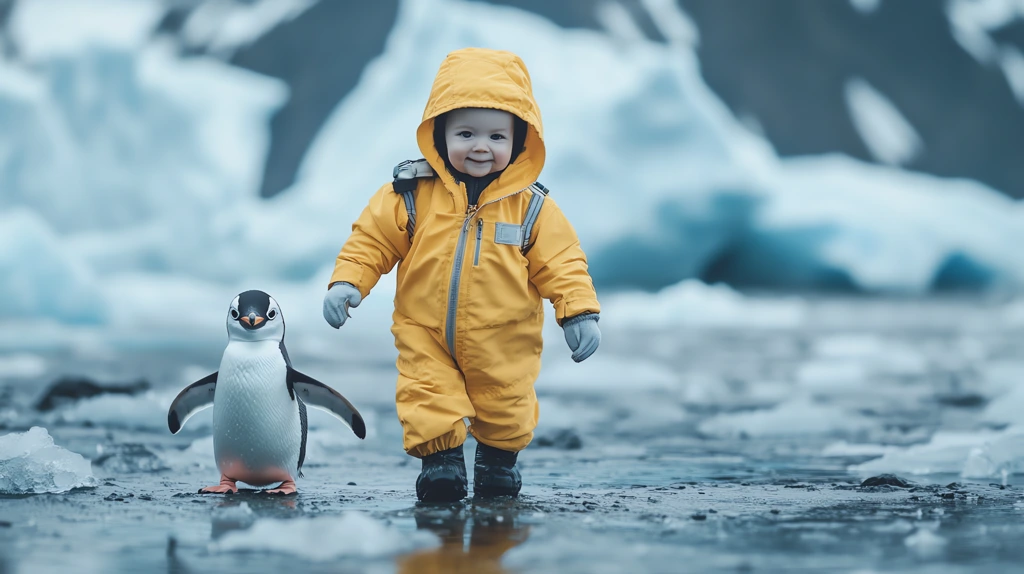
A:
[3,0,1024,350]
[0,426,97,494]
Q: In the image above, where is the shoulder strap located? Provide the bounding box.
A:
[520,182,549,255]
[392,159,435,239]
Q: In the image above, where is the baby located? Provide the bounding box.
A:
[324,48,601,501]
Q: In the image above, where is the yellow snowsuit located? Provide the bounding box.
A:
[329,48,600,457]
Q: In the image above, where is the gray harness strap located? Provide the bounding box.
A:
[400,188,417,238]
[392,160,548,255]
[393,159,433,240]
[520,183,548,255]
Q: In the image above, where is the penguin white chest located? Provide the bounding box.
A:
[212,340,300,486]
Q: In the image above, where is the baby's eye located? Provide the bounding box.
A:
[490,134,506,141]
[457,131,472,138]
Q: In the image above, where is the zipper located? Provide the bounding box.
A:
[473,220,483,266]
[444,188,529,366]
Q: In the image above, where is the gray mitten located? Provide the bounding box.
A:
[323,282,362,328]
[561,313,601,363]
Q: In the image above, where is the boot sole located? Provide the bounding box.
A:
[473,484,521,498]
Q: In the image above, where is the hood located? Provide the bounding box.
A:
[417,48,545,201]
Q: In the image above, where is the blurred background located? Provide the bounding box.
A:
[1,0,1023,350]
[3,0,1024,354]
[5,1,1024,570]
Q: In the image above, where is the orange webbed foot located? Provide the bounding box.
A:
[263,480,297,495]
[199,474,238,494]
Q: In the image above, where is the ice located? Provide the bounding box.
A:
[1001,46,1024,107]
[8,0,164,61]
[961,428,1024,478]
[0,426,97,494]
[5,0,1024,351]
[51,390,203,432]
[537,355,677,394]
[0,353,46,379]
[846,428,1024,478]
[698,397,874,438]
[946,0,1024,63]
[600,280,807,330]
[849,0,883,14]
[904,526,947,558]
[0,209,106,324]
[844,77,923,166]
[180,0,316,57]
[212,512,438,560]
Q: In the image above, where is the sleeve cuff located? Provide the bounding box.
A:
[561,312,599,327]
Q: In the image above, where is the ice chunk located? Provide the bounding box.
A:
[849,429,1012,476]
[0,426,97,493]
[213,512,438,560]
[961,427,1024,479]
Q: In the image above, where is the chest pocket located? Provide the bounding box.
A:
[494,222,523,246]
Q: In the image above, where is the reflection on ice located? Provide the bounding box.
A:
[212,512,438,560]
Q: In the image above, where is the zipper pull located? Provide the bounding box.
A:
[477,219,483,239]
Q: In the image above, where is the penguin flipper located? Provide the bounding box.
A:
[167,372,217,434]
[287,368,366,439]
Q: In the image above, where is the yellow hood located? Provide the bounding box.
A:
[416,48,546,199]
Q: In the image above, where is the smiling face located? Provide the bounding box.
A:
[444,108,515,178]
[226,290,284,342]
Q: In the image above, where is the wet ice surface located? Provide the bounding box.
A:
[2,297,1024,573]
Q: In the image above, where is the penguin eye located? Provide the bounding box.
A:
[230,309,239,319]
[268,309,277,320]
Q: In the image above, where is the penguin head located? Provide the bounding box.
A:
[226,290,284,342]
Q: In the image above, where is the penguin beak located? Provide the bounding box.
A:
[240,313,265,328]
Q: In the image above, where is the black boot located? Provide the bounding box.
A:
[473,442,522,498]
[416,445,468,502]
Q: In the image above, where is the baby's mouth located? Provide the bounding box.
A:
[466,157,492,165]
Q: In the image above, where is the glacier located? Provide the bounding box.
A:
[0,0,1023,352]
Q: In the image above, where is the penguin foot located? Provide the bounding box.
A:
[199,475,238,494]
[263,480,297,495]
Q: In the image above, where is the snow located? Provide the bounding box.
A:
[0,426,97,494]
[3,0,1024,351]
[212,512,438,560]
[844,77,923,166]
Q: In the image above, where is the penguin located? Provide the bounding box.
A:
[167,289,365,494]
